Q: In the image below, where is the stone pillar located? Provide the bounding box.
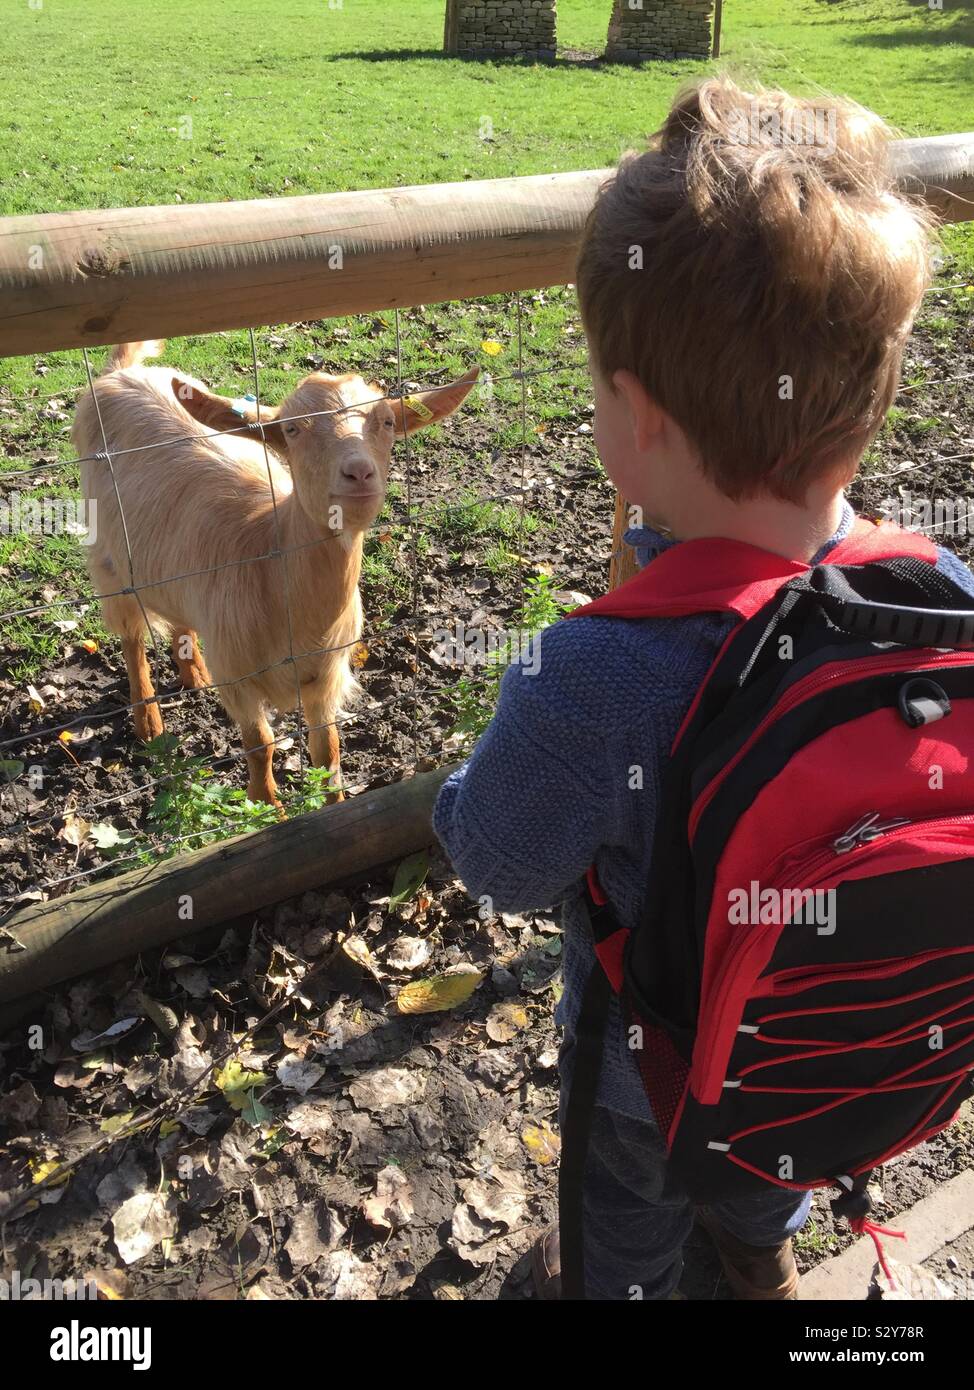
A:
[605,0,716,62]
[444,0,557,62]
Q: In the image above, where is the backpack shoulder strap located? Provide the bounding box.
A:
[572,518,937,624]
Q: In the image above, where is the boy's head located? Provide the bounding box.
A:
[576,77,934,521]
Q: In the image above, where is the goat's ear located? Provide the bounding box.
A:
[393,366,480,437]
[172,378,286,451]
[171,378,238,429]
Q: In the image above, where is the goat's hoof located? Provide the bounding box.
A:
[134,706,164,742]
[248,784,283,811]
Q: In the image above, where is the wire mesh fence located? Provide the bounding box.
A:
[2,263,973,917]
[0,290,606,913]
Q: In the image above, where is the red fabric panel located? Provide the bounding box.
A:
[571,519,937,625]
[690,701,974,1103]
[593,927,628,993]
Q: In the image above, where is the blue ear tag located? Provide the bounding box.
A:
[231,393,258,418]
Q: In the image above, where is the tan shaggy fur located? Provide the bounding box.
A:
[73,341,478,805]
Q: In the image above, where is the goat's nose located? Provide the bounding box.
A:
[341,457,378,484]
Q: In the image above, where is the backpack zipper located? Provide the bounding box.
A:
[694,812,974,1103]
[833,812,912,852]
[762,811,974,885]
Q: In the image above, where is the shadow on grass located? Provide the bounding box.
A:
[840,15,974,51]
[322,47,685,71]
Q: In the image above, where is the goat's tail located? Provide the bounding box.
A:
[104,340,167,373]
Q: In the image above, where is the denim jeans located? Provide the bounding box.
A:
[559,1023,812,1301]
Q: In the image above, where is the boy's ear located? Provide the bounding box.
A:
[393,366,480,437]
[172,378,286,451]
[612,369,665,453]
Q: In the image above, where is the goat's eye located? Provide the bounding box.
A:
[384,418,395,429]
[284,424,299,437]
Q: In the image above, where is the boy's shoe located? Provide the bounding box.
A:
[531,1225,562,1300]
[695,1206,799,1300]
[529,1226,687,1301]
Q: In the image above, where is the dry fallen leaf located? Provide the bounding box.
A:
[57,812,91,848]
[486,1001,529,1043]
[71,1017,143,1053]
[396,969,483,1015]
[284,1098,334,1153]
[275,1052,325,1095]
[84,1268,129,1300]
[384,936,431,972]
[521,1121,561,1166]
[876,1257,955,1301]
[111,1191,177,1265]
[348,1067,426,1111]
[362,1165,414,1231]
[319,1250,381,1300]
[450,1169,525,1265]
[342,935,382,980]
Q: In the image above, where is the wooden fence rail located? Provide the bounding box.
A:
[0,132,972,359]
[1,133,973,1005]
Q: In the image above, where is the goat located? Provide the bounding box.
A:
[73,341,478,805]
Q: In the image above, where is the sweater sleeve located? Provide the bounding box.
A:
[935,545,974,600]
[432,619,621,914]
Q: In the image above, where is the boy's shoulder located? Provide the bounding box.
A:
[505,607,732,731]
[502,542,974,733]
[934,545,974,599]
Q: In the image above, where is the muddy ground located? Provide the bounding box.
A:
[1,284,973,1299]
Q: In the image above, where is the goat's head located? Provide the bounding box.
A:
[172,366,480,533]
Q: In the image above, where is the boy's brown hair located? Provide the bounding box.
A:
[576,77,934,503]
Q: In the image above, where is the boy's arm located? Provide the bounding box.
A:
[935,546,974,600]
[433,622,619,914]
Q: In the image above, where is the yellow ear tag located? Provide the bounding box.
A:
[404,395,434,422]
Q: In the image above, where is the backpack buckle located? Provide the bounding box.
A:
[830,1175,873,1222]
[897,677,952,728]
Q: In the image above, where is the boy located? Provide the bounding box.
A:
[433,77,974,1300]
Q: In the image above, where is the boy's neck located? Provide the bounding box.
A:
[663,486,847,565]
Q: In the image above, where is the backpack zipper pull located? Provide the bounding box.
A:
[834,812,911,853]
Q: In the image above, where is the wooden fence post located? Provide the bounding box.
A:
[609,493,638,591]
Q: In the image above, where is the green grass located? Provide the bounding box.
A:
[443,572,570,742]
[1,0,972,681]
[432,491,541,545]
[794,1218,841,1257]
[1,0,972,218]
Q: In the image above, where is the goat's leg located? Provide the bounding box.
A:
[102,593,163,742]
[171,627,211,690]
[239,713,282,807]
[306,695,344,803]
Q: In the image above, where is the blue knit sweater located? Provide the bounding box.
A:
[433,503,974,1119]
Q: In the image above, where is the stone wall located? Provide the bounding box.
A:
[444,0,557,61]
[605,0,716,62]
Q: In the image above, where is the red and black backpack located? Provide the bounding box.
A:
[558,519,974,1298]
